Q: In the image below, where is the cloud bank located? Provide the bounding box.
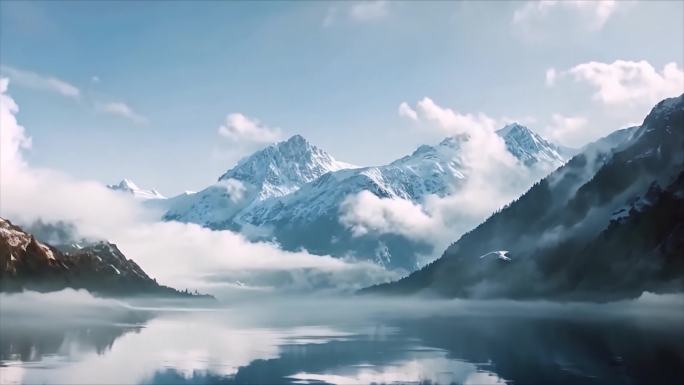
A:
[547,60,684,107]
[566,60,684,106]
[544,59,683,146]
[340,98,543,259]
[0,79,395,298]
[543,113,589,148]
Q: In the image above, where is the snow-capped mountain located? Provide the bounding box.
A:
[218,134,356,200]
[367,94,684,300]
[241,134,472,227]
[162,135,355,227]
[160,125,569,270]
[107,179,166,200]
[496,123,569,167]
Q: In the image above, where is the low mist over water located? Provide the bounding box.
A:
[1,290,683,385]
[1,2,683,384]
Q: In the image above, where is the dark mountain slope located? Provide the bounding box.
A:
[0,217,202,297]
[365,95,684,300]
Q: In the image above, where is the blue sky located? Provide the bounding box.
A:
[1,1,683,195]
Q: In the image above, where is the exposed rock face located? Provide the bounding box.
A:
[0,217,198,297]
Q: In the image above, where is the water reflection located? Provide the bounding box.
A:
[289,353,505,385]
[1,319,146,362]
[1,292,683,385]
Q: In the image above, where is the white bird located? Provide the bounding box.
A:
[478,250,511,261]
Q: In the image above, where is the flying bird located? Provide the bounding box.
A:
[478,250,511,261]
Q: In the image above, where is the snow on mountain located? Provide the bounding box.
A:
[158,126,569,270]
[184,126,565,227]
[107,179,166,200]
[240,134,472,227]
[496,123,568,167]
[219,134,356,200]
[366,94,684,299]
[163,135,355,226]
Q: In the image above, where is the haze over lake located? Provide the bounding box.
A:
[2,290,683,385]
[1,1,683,384]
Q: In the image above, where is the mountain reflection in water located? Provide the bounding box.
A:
[1,291,683,385]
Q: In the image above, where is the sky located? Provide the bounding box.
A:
[1,0,683,195]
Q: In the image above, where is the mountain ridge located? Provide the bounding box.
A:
[158,124,570,270]
[108,179,166,200]
[218,134,356,200]
[0,217,209,298]
[363,94,684,300]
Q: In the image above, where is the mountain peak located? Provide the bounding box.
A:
[114,178,139,190]
[107,179,166,199]
[218,135,354,199]
[497,122,531,137]
[496,123,566,167]
[284,134,308,146]
[274,134,317,156]
[438,134,469,148]
[367,94,684,299]
[650,93,683,117]
[640,93,683,134]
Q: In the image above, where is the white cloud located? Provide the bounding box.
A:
[218,113,282,144]
[0,78,32,175]
[398,98,519,172]
[224,178,248,202]
[543,114,589,148]
[342,98,544,251]
[339,170,536,252]
[411,97,499,135]
[340,191,433,239]
[397,102,417,120]
[545,68,557,87]
[0,67,153,126]
[0,65,80,98]
[565,60,684,106]
[349,1,388,22]
[513,0,618,31]
[0,79,395,298]
[98,102,147,124]
[544,60,683,145]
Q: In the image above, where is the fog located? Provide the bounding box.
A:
[2,290,683,385]
[0,76,563,298]
[339,98,554,261]
[0,79,398,296]
[3,289,683,330]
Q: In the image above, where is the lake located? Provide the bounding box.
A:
[1,290,683,384]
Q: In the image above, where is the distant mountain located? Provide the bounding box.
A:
[108,179,166,200]
[497,123,570,167]
[218,134,356,199]
[0,217,204,297]
[162,135,355,228]
[365,94,684,300]
[160,125,570,270]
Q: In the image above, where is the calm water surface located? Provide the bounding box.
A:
[1,292,683,385]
